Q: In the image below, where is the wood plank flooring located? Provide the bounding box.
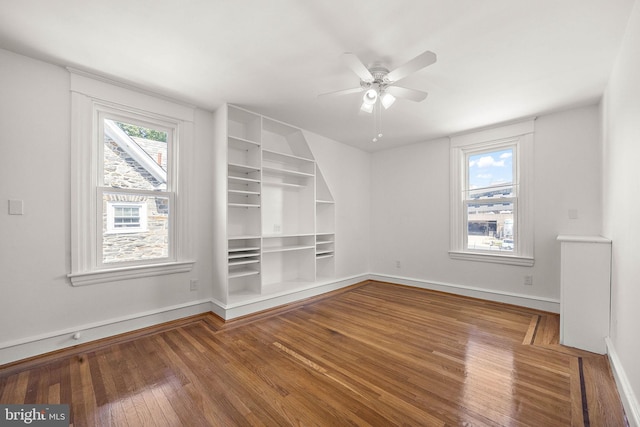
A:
[0,281,628,426]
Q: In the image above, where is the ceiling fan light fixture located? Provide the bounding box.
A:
[362,89,378,105]
[381,92,396,109]
[360,102,374,113]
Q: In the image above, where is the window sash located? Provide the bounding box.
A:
[98,110,174,192]
[463,198,517,253]
[98,187,175,268]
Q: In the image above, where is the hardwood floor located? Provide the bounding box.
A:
[0,281,628,426]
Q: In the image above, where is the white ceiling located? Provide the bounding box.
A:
[0,0,634,151]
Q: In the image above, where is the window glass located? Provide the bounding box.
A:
[465,147,515,253]
[466,201,514,252]
[100,115,172,265]
[467,148,514,199]
[102,119,168,191]
[102,193,169,264]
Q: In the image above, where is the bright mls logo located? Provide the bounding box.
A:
[1,405,69,426]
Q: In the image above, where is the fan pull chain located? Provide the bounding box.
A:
[372,98,383,142]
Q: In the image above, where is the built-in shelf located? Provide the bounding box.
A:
[228,258,260,266]
[263,166,314,178]
[229,189,260,196]
[228,247,260,253]
[229,163,260,174]
[228,269,260,279]
[229,135,260,149]
[228,176,260,184]
[230,203,258,209]
[228,235,261,240]
[262,149,313,163]
[263,233,315,238]
[262,181,305,188]
[263,245,315,254]
[222,104,335,305]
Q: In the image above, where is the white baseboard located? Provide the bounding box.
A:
[370,273,560,313]
[212,274,369,320]
[1,274,558,366]
[0,299,213,366]
[606,337,640,427]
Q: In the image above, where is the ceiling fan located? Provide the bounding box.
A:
[320,50,437,113]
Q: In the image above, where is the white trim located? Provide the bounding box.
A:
[370,273,559,312]
[450,118,535,147]
[448,250,535,266]
[68,260,195,286]
[70,74,194,283]
[606,337,640,427]
[2,275,563,365]
[212,274,369,320]
[0,299,212,365]
[69,69,194,122]
[557,234,612,244]
[450,121,534,263]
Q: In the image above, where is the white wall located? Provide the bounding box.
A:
[370,105,602,310]
[602,0,640,421]
[305,131,371,278]
[0,49,215,362]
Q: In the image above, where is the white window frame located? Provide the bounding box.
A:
[450,120,534,266]
[68,70,194,286]
[106,201,148,234]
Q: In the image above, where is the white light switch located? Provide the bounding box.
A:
[568,208,578,219]
[8,200,24,215]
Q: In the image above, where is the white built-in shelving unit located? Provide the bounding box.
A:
[224,105,335,304]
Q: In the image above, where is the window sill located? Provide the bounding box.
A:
[449,251,534,267]
[68,260,195,286]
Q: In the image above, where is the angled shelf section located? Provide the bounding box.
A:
[315,166,335,279]
[222,105,336,305]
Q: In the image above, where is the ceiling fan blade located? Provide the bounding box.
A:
[318,87,363,98]
[386,85,428,102]
[342,53,374,82]
[386,50,437,83]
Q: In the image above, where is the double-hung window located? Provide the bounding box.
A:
[450,120,534,266]
[69,71,194,285]
[98,113,173,265]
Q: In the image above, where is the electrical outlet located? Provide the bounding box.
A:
[396,260,401,269]
[524,275,533,286]
[273,224,281,232]
[190,279,198,291]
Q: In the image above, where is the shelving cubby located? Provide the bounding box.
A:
[262,236,316,292]
[227,236,261,299]
[261,126,315,238]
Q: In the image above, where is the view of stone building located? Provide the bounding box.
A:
[102,121,169,264]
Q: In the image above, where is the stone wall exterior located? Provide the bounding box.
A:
[102,134,169,264]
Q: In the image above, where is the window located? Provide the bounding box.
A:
[106,202,147,233]
[98,114,173,266]
[465,146,515,252]
[69,71,194,285]
[450,120,534,266]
